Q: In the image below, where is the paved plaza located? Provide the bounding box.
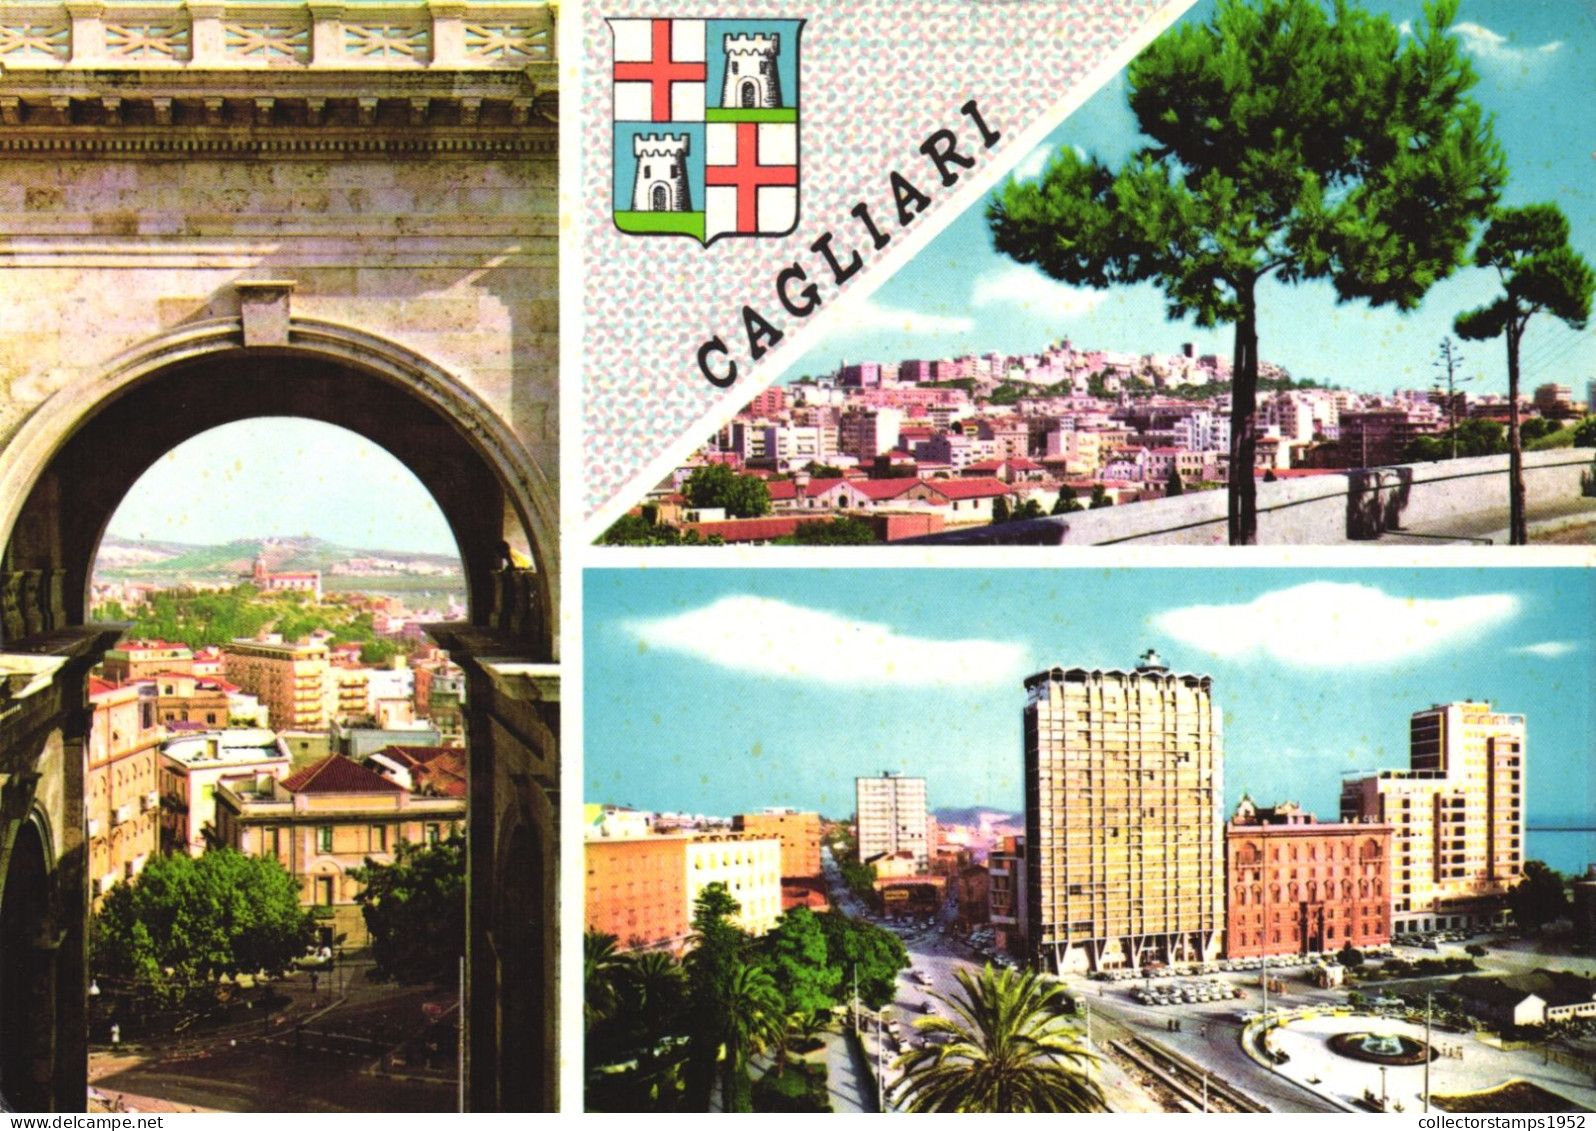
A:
[1265,1012,1596,1113]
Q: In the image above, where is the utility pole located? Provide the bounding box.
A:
[1262,956,1268,1021]
[1424,991,1432,1114]
[1434,337,1470,460]
[1083,998,1092,1051]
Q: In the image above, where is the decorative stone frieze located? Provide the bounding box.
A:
[0,1,552,68]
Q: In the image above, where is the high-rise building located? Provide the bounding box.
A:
[1024,650,1224,973]
[1341,701,1525,934]
[856,772,929,871]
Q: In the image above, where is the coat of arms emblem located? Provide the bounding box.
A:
[610,18,803,245]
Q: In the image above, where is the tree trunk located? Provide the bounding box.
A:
[1227,285,1260,545]
[1507,315,1526,545]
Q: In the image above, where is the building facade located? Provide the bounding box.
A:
[856,772,929,872]
[102,639,194,683]
[1024,650,1224,973]
[160,728,292,856]
[989,835,1028,955]
[213,753,465,947]
[85,679,163,910]
[1223,797,1393,959]
[733,809,821,879]
[685,832,782,937]
[1341,701,1525,934]
[223,638,332,731]
[584,835,691,953]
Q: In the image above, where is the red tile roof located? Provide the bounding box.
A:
[282,754,403,795]
[766,480,798,501]
[925,477,1014,500]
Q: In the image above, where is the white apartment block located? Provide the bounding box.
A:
[856,772,929,872]
[1341,701,1525,935]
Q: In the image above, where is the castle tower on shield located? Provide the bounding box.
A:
[721,33,782,110]
[631,133,692,212]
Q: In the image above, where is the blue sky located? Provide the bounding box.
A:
[789,0,1596,398]
[102,418,460,555]
[585,567,1594,832]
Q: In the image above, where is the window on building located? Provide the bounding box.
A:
[318,826,334,852]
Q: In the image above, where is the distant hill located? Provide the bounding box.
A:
[94,533,462,586]
[933,806,1023,828]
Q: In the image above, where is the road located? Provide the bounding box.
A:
[821,847,1164,1112]
[87,961,458,1113]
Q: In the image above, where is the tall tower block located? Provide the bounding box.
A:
[721,34,783,110]
[631,133,692,212]
[1024,650,1225,974]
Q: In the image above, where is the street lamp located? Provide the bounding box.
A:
[1379,1065,1388,1111]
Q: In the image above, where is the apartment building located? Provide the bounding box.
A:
[85,679,163,909]
[856,772,929,872]
[733,809,821,879]
[1024,650,1224,973]
[1341,701,1525,934]
[223,637,331,730]
[213,753,465,947]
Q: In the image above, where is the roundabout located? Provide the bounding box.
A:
[1252,1011,1596,1114]
[1326,1030,1437,1066]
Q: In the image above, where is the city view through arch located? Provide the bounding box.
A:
[82,418,472,1113]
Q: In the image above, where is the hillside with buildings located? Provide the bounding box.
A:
[604,337,1593,545]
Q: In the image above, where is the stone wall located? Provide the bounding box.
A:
[912,450,1596,546]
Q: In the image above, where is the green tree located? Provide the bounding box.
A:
[1012,498,1046,522]
[600,512,681,546]
[1165,467,1185,497]
[1088,485,1113,509]
[351,834,464,984]
[892,966,1104,1113]
[1573,417,1596,448]
[1052,488,1083,516]
[683,884,752,1110]
[817,912,908,1010]
[991,496,1011,524]
[1454,204,1596,544]
[683,463,772,518]
[759,907,843,1019]
[989,0,1503,544]
[718,960,786,1112]
[92,849,311,1001]
[1337,943,1365,969]
[1506,860,1569,932]
[790,517,877,545]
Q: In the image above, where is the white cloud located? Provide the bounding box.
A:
[1512,641,1576,658]
[1011,143,1085,182]
[971,263,1108,316]
[829,296,973,338]
[625,596,1027,686]
[1398,19,1413,36]
[1450,21,1562,68]
[1153,583,1518,667]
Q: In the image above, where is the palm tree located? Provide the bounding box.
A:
[584,929,631,1032]
[891,965,1104,1113]
[718,959,786,1112]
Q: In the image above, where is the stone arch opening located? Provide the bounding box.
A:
[0,817,53,1113]
[3,317,554,653]
[0,322,559,1111]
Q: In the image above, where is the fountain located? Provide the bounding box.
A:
[1327,1030,1435,1066]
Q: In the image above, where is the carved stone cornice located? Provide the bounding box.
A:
[0,65,556,155]
[0,0,555,154]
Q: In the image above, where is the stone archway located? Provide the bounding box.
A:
[0,325,560,1111]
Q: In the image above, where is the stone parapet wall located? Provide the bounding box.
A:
[911,450,1596,546]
